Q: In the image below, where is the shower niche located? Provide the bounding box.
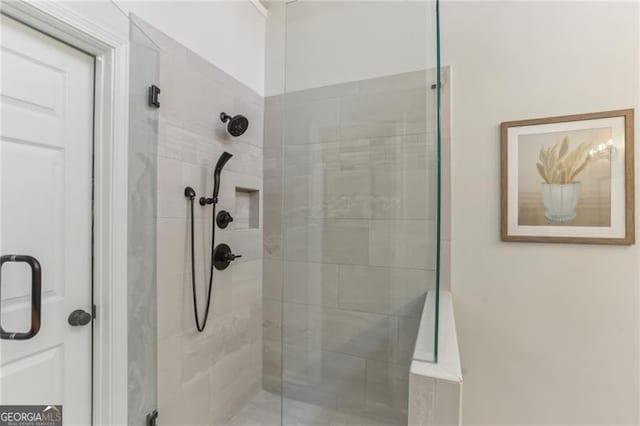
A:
[235,187,260,229]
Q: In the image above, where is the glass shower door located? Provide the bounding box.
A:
[127,17,160,426]
[263,1,441,424]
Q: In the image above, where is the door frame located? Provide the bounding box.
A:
[0,2,130,424]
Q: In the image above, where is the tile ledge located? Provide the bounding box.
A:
[410,290,462,383]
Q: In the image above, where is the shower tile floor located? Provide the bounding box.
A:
[228,391,391,426]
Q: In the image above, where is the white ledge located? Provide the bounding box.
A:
[411,290,462,383]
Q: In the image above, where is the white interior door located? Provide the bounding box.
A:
[0,14,94,425]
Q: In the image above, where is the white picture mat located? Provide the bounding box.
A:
[507,116,626,238]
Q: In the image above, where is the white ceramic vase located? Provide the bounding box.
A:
[541,182,581,222]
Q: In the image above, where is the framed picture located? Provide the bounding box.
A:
[501,109,635,244]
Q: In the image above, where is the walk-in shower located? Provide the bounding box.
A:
[127,1,441,424]
[257,1,442,424]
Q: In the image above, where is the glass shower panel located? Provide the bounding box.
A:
[127,19,159,426]
[279,1,440,424]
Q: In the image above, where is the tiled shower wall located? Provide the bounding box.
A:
[263,70,440,424]
[131,17,265,425]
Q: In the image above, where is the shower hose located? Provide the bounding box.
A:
[187,195,217,332]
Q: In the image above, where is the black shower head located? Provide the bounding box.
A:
[220,112,249,137]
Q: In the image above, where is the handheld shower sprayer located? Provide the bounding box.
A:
[185,151,234,332]
[200,151,233,206]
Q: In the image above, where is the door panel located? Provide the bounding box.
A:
[0,15,94,425]
[2,345,64,404]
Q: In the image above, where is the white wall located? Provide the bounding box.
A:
[115,0,267,95]
[264,0,285,96]
[60,0,129,38]
[442,2,639,424]
[265,0,436,94]
[62,1,266,94]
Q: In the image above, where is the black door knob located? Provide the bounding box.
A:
[68,309,92,326]
[214,244,242,270]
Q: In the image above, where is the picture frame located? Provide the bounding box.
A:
[501,109,635,244]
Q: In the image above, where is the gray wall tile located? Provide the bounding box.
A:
[283,261,339,307]
[339,89,427,140]
[263,258,283,301]
[357,70,428,94]
[146,14,265,425]
[262,338,282,393]
[263,69,442,424]
[284,98,340,144]
[320,308,398,361]
[369,220,436,269]
[263,299,282,342]
[338,265,432,317]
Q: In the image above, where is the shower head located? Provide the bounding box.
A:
[220,112,249,137]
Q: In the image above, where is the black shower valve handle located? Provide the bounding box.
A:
[216,210,234,228]
[213,244,242,270]
[225,252,242,261]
